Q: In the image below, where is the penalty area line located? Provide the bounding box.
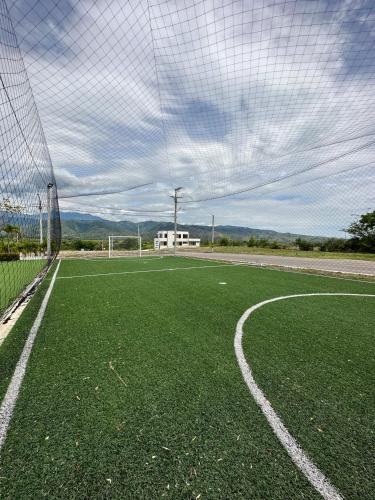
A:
[0,260,61,451]
[235,292,375,500]
[56,263,242,280]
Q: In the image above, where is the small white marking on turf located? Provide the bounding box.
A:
[57,263,240,280]
[0,260,61,451]
[235,292,375,500]
[219,282,227,285]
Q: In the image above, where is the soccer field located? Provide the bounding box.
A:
[0,256,374,499]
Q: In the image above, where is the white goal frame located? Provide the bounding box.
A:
[108,235,142,258]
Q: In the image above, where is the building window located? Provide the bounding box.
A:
[183,234,188,238]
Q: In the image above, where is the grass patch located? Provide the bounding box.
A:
[0,262,57,402]
[0,260,47,316]
[245,296,375,499]
[0,257,373,498]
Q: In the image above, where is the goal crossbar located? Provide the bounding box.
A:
[108,235,142,258]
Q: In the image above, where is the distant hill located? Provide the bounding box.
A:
[59,211,105,222]
[61,212,325,243]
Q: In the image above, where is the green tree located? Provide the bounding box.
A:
[295,238,313,251]
[1,224,21,252]
[247,236,256,247]
[345,210,375,252]
[219,237,229,246]
[0,198,22,214]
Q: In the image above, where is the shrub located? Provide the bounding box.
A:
[219,237,229,246]
[319,238,348,252]
[247,236,257,247]
[0,252,19,261]
[270,240,281,249]
[295,238,314,251]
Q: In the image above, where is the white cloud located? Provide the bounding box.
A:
[7,0,375,235]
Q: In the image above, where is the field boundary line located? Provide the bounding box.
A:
[57,263,240,280]
[235,292,375,500]
[0,260,61,451]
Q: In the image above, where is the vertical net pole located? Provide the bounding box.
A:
[137,224,141,257]
[37,194,43,245]
[47,183,53,263]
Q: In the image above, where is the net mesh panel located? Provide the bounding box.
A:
[109,236,140,256]
[2,1,374,273]
[0,0,60,318]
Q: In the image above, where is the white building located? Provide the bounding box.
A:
[154,230,200,249]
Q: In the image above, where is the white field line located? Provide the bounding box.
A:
[0,260,61,451]
[77,256,165,262]
[235,292,375,500]
[57,263,240,280]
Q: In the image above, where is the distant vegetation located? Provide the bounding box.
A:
[207,210,375,254]
[2,208,373,259]
[59,239,154,251]
[59,210,375,255]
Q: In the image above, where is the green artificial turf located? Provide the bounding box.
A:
[0,260,46,316]
[0,262,58,403]
[0,256,373,499]
[244,295,375,499]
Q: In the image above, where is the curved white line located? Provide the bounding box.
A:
[235,292,375,500]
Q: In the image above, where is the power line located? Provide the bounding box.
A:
[59,182,153,199]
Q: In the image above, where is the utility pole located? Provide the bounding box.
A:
[171,187,183,256]
[46,183,53,263]
[37,193,43,244]
[211,214,215,253]
[137,223,142,257]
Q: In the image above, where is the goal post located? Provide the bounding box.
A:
[108,235,142,258]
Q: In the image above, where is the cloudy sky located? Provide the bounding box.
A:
[7,0,375,235]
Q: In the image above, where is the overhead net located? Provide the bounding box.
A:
[2,0,374,276]
[0,0,60,319]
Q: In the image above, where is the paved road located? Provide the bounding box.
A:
[180,251,375,276]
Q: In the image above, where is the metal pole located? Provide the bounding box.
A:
[46,183,53,262]
[171,187,183,256]
[108,236,111,258]
[211,214,215,253]
[37,193,43,244]
[173,193,177,256]
[137,223,141,257]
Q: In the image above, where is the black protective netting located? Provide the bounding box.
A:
[1,0,375,288]
[0,0,60,318]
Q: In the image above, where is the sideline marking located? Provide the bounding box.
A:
[0,260,61,451]
[235,292,375,500]
[57,263,240,280]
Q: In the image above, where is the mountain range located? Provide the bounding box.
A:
[60,212,325,243]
